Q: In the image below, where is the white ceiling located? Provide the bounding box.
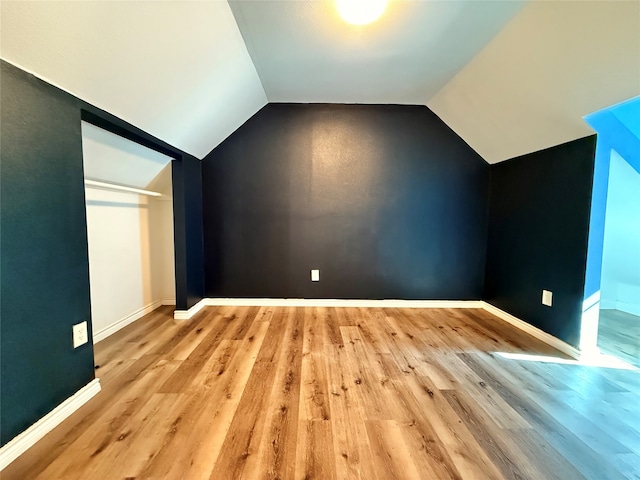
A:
[2,1,639,165]
[81,121,173,192]
[428,0,640,163]
[0,0,267,159]
[229,0,525,104]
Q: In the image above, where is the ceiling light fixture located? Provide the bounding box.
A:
[336,0,387,25]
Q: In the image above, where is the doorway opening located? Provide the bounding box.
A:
[81,121,176,344]
[582,96,640,368]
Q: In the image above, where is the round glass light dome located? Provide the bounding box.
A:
[336,0,388,25]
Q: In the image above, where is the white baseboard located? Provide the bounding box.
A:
[207,298,482,308]
[600,302,640,316]
[0,378,101,471]
[481,302,581,359]
[611,301,640,317]
[174,298,482,320]
[599,299,616,310]
[174,298,208,320]
[172,297,579,359]
[93,299,174,343]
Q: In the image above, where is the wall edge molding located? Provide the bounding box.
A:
[173,298,580,359]
[209,298,484,308]
[0,378,101,471]
[210,298,480,308]
[481,301,581,359]
[93,299,169,343]
[174,298,482,319]
[608,301,640,317]
[174,298,209,320]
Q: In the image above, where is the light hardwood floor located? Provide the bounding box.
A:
[4,306,640,479]
[598,309,640,368]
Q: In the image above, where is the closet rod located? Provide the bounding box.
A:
[84,179,162,197]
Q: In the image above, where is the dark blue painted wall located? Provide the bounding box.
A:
[0,57,602,448]
[202,104,490,300]
[0,61,96,445]
[0,60,203,446]
[484,136,597,348]
[172,157,205,310]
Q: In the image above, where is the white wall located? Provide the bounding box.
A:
[600,150,640,316]
[148,200,175,304]
[85,186,175,342]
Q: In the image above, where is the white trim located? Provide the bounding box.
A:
[174,298,482,319]
[93,299,172,343]
[481,302,581,359]
[0,379,101,471]
[609,301,640,317]
[174,298,581,360]
[161,298,176,306]
[173,298,208,320]
[205,298,482,308]
[599,299,616,310]
[580,291,601,353]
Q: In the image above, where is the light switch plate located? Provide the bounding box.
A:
[542,290,553,307]
[311,269,320,282]
[73,321,88,348]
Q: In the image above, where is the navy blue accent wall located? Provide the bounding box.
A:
[172,157,205,309]
[0,60,203,446]
[0,61,96,445]
[202,104,489,300]
[484,136,597,348]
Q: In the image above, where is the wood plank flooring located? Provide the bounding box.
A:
[598,309,640,368]
[4,306,640,480]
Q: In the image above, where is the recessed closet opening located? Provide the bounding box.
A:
[81,121,176,343]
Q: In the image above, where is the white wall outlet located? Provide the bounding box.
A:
[73,321,89,348]
[311,269,320,282]
[542,290,553,307]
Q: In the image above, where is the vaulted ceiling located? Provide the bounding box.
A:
[1,0,639,163]
[0,0,267,159]
[428,0,640,163]
[228,0,524,104]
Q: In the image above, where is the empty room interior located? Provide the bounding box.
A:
[1,1,639,479]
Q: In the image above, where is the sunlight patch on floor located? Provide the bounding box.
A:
[495,351,638,371]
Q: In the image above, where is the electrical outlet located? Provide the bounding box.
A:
[73,321,88,348]
[311,269,320,282]
[542,290,553,307]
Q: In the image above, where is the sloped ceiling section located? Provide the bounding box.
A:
[229,0,524,104]
[0,0,267,159]
[428,0,640,164]
[81,121,173,192]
